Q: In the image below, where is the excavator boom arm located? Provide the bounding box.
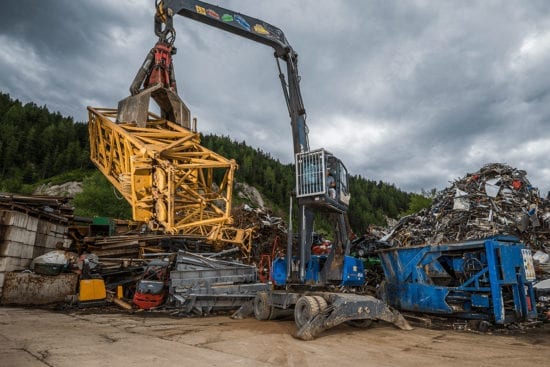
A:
[159,0,309,153]
[162,0,291,57]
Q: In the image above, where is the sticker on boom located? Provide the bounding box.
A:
[222,14,233,22]
[206,9,220,20]
[234,14,251,31]
[195,5,206,15]
[254,24,270,35]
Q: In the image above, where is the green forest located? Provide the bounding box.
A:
[0,92,428,233]
[0,93,91,192]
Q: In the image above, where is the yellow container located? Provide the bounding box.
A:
[78,279,106,302]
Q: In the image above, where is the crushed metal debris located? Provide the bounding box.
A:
[384,163,550,250]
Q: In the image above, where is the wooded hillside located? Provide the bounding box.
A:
[0,92,419,233]
[0,93,91,192]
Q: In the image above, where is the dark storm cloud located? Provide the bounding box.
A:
[0,0,151,119]
[1,1,122,58]
[1,0,550,195]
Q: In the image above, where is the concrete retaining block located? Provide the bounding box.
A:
[45,236,64,249]
[1,211,27,228]
[0,271,4,298]
[36,221,51,234]
[21,243,35,259]
[0,240,23,258]
[1,272,78,305]
[0,210,69,284]
[4,226,35,244]
[26,216,39,232]
[0,257,28,272]
[1,242,36,260]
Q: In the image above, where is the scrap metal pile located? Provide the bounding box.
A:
[385,163,550,250]
[170,251,268,314]
[231,204,287,259]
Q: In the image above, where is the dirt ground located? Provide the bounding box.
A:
[1,307,549,367]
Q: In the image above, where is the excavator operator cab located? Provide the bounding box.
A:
[295,149,350,212]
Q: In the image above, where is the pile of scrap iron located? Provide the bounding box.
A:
[377,163,550,324]
[0,192,282,313]
[384,163,549,251]
[69,205,288,264]
[67,207,281,312]
[231,204,287,258]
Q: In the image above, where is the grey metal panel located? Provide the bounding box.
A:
[170,251,265,313]
[296,149,326,198]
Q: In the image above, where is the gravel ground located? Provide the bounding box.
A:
[1,307,549,367]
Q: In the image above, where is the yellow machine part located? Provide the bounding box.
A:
[78,279,107,302]
[87,107,254,257]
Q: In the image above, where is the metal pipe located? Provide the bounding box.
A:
[287,195,293,281]
[299,204,306,282]
[207,247,239,258]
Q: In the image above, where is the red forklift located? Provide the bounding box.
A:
[133,259,171,309]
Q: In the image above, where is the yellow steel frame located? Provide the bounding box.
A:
[87,107,253,256]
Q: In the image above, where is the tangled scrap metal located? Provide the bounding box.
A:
[231,204,287,260]
[384,163,550,250]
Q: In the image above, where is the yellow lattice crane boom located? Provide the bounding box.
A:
[87,106,253,255]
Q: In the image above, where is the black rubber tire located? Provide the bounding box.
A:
[253,292,273,321]
[313,296,328,312]
[346,319,374,328]
[294,296,320,329]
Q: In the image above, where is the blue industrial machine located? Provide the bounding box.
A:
[145,0,411,339]
[272,254,365,287]
[377,236,538,324]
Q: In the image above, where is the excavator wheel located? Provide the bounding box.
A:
[253,292,273,321]
[312,296,328,312]
[294,296,320,329]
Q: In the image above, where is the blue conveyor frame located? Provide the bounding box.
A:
[378,236,537,323]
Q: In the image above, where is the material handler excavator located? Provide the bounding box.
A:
[89,0,411,339]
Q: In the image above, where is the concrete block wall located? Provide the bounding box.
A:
[0,210,68,298]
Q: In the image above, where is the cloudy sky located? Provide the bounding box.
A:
[1,0,550,196]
